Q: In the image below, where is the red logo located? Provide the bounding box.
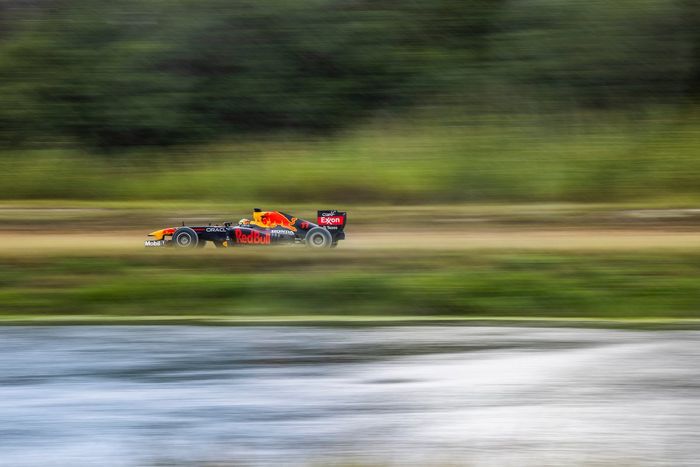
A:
[235,229,271,245]
[258,212,298,231]
[318,216,344,226]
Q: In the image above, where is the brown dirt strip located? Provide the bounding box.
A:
[1,229,700,255]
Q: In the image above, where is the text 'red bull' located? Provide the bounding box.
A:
[235,230,271,245]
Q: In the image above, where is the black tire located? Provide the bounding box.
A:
[172,227,199,249]
[305,227,333,248]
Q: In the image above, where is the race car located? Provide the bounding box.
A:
[145,209,346,249]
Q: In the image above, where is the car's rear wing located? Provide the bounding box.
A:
[317,210,347,232]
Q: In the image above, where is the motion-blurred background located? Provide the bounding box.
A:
[2,0,700,321]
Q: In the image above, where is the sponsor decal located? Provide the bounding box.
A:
[258,212,298,232]
[206,227,226,233]
[271,229,294,236]
[320,210,338,216]
[318,215,344,226]
[144,240,165,247]
[235,229,271,245]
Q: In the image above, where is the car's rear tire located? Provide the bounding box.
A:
[305,227,333,248]
[172,227,199,248]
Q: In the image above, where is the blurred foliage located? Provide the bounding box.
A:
[0,0,503,147]
[491,0,694,110]
[0,0,698,149]
[3,113,700,203]
[2,251,700,321]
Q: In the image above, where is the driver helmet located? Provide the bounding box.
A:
[238,218,251,226]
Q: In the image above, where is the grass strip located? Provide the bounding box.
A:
[2,251,700,324]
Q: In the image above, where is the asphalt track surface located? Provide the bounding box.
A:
[1,326,699,466]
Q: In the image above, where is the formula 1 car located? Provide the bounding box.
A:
[145,209,346,249]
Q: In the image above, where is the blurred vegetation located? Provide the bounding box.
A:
[3,114,700,203]
[1,0,700,203]
[0,0,696,144]
[0,0,506,147]
[2,250,700,323]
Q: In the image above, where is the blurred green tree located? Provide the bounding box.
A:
[0,0,695,148]
[491,0,693,110]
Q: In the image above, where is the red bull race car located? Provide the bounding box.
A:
[145,209,346,249]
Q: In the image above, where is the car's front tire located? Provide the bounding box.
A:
[305,227,333,248]
[172,227,199,248]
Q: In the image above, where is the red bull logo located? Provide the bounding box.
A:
[258,212,298,232]
[235,229,271,245]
